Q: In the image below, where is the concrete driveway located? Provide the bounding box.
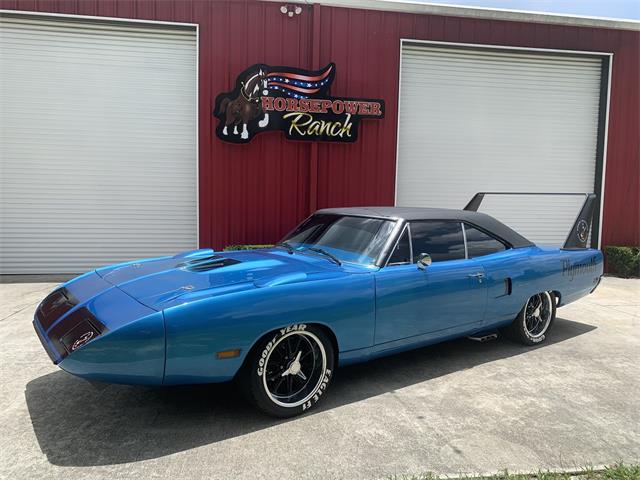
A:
[0,277,638,479]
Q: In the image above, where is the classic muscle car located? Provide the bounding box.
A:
[34,193,603,417]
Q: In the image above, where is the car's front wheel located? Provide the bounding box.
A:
[242,324,335,417]
[502,291,557,346]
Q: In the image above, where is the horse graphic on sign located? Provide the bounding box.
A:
[214,63,383,144]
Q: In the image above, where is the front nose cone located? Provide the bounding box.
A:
[34,272,166,386]
[58,309,165,386]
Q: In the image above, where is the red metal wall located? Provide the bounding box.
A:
[2,0,638,248]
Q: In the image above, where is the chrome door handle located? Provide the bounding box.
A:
[468,272,485,283]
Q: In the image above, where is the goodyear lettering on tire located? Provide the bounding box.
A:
[256,324,307,376]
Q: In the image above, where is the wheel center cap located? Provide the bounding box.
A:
[533,307,541,317]
[289,361,301,375]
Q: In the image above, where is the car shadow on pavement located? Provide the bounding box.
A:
[25,317,595,467]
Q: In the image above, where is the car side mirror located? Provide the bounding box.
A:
[417,253,432,270]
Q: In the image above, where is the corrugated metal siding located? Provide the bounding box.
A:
[602,30,640,247]
[316,6,639,247]
[199,1,313,249]
[315,7,398,211]
[0,0,638,250]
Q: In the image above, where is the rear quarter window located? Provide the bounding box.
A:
[464,224,507,258]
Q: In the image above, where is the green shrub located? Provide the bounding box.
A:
[604,246,640,278]
[223,244,273,251]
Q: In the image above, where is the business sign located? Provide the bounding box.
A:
[214,63,384,144]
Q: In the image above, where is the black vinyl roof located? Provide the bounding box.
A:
[315,206,534,248]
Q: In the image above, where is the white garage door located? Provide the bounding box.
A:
[0,14,197,274]
[396,43,604,247]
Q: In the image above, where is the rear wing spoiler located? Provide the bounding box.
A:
[463,192,598,250]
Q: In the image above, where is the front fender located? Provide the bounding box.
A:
[163,273,375,385]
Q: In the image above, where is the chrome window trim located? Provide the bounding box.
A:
[461,222,469,259]
[373,218,404,267]
[383,222,413,267]
[408,223,414,264]
[377,220,407,267]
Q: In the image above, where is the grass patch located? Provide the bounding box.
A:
[602,464,640,480]
[223,244,274,251]
[388,463,640,480]
[604,246,640,278]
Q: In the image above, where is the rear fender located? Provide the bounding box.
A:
[525,247,603,307]
[555,248,603,305]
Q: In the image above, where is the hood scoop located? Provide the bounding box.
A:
[178,255,241,272]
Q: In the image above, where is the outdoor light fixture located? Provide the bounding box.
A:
[280,4,303,17]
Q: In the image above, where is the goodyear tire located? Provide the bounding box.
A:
[243,324,334,417]
[502,291,557,346]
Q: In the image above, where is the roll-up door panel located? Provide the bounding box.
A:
[0,15,197,273]
[396,44,603,246]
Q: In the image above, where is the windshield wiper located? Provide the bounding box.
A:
[306,247,342,266]
[275,242,294,254]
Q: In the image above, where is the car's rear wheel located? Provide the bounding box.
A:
[502,291,556,346]
[242,324,334,417]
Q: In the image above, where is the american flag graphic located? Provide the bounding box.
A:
[266,64,334,99]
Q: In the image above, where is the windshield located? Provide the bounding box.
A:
[281,214,396,266]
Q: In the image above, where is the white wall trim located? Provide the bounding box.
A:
[0,9,198,28]
[401,38,615,58]
[393,38,405,206]
[598,55,614,249]
[195,22,200,249]
[264,0,640,31]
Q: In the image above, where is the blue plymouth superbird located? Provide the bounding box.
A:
[34,193,603,417]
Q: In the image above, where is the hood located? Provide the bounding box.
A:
[95,248,350,311]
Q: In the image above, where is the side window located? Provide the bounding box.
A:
[387,227,411,265]
[410,221,465,263]
[464,224,507,258]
